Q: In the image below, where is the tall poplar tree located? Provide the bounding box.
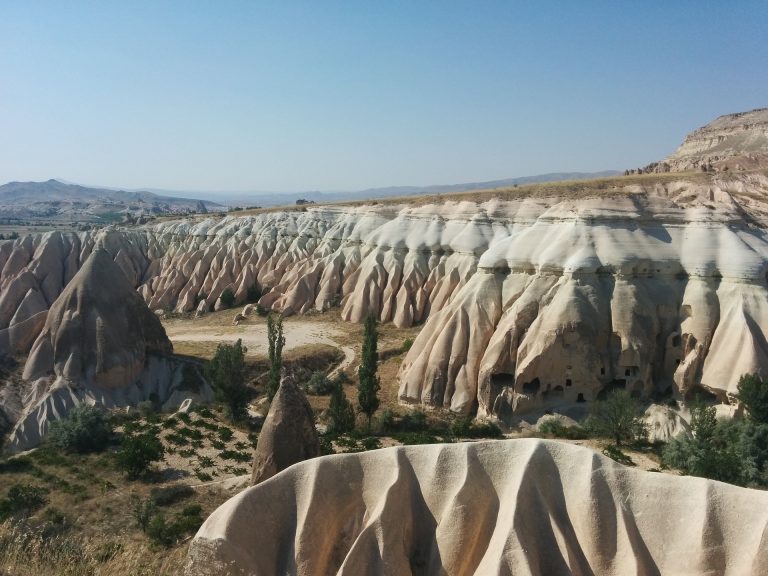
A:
[358,314,381,429]
[266,312,285,402]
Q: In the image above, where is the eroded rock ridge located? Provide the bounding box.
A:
[185,439,768,576]
[2,173,768,423]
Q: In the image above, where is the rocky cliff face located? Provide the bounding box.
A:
[185,439,768,576]
[4,248,211,451]
[2,172,768,425]
[650,108,768,172]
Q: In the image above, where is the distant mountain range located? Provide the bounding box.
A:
[0,171,621,223]
[120,170,622,207]
[0,179,224,224]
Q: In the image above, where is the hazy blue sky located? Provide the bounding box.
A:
[1,1,766,192]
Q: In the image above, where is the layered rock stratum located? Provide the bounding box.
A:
[185,439,768,576]
[3,248,211,451]
[647,107,768,173]
[3,169,768,426]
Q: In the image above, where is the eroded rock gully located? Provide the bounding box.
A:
[2,173,768,424]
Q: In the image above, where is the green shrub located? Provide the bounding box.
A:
[197,456,214,468]
[166,433,189,446]
[303,371,336,395]
[161,417,179,429]
[192,406,215,419]
[401,338,414,353]
[219,288,236,309]
[401,409,428,432]
[150,484,194,507]
[0,456,35,474]
[195,470,213,482]
[138,501,204,547]
[584,389,647,446]
[319,435,335,455]
[451,417,503,439]
[217,426,234,442]
[538,419,590,440]
[361,436,381,450]
[116,433,165,479]
[0,484,48,520]
[378,408,396,432]
[392,432,440,445]
[246,284,261,303]
[191,418,218,431]
[41,506,67,527]
[137,400,155,418]
[662,403,768,486]
[132,496,156,531]
[46,405,113,453]
[737,373,768,424]
[219,450,250,463]
[178,426,203,440]
[602,444,636,466]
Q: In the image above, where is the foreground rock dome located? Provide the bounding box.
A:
[185,439,768,576]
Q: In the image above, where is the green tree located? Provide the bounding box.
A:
[662,403,746,485]
[584,389,647,446]
[116,433,165,479]
[205,339,249,421]
[266,313,285,402]
[47,404,113,453]
[327,380,355,435]
[736,373,768,424]
[219,288,236,309]
[358,314,381,429]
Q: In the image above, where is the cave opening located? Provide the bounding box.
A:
[490,372,515,403]
[522,378,541,395]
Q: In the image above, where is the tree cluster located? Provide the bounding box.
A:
[662,374,768,487]
[205,339,249,421]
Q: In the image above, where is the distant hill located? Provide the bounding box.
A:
[196,171,622,207]
[0,179,224,224]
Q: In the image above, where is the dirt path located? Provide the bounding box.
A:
[164,317,345,356]
[329,345,355,379]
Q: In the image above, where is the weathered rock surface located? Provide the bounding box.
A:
[185,439,768,576]
[251,377,320,485]
[650,108,768,173]
[4,248,211,451]
[3,170,768,422]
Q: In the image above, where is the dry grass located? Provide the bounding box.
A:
[0,404,257,576]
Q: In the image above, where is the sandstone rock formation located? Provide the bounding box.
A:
[185,439,768,576]
[0,229,154,357]
[3,168,768,424]
[4,248,211,451]
[649,107,768,173]
[251,377,320,485]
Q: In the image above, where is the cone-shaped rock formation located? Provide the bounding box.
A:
[251,377,320,485]
[5,249,211,451]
